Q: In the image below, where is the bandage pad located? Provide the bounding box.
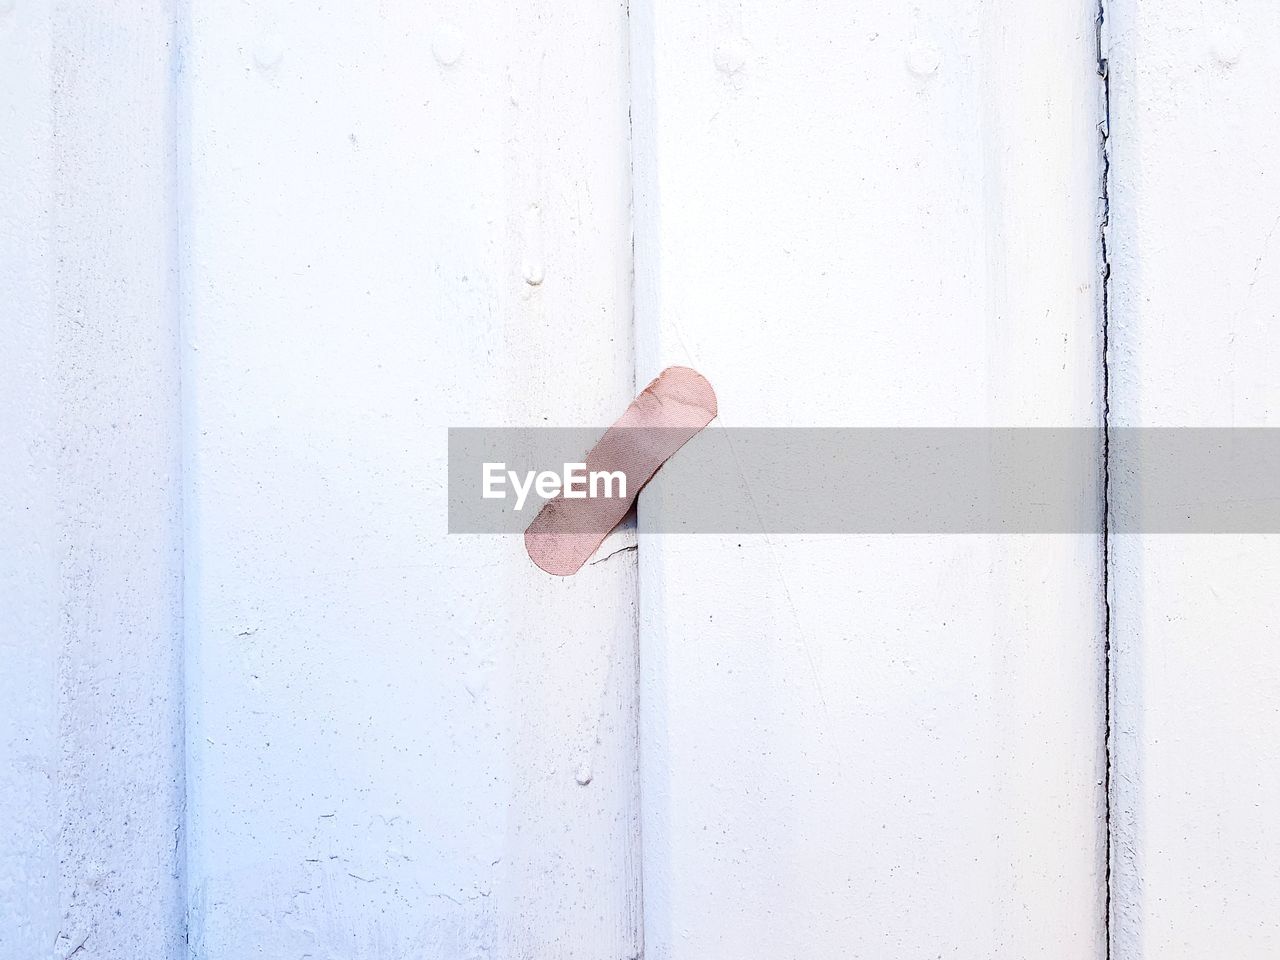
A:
[524,366,718,576]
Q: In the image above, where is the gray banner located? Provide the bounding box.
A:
[448,428,1280,533]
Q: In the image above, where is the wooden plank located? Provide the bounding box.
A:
[0,2,186,957]
[630,0,1108,955]
[180,0,640,955]
[1106,1,1280,955]
[0,10,57,953]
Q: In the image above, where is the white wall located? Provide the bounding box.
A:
[0,9,57,953]
[1108,1,1280,956]
[6,0,1280,958]
[180,1,639,957]
[631,0,1108,956]
[0,2,185,957]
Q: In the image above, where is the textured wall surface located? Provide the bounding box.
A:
[0,8,56,954]
[179,1,640,957]
[4,0,1280,958]
[630,0,1108,956]
[1108,1,1280,956]
[0,2,186,958]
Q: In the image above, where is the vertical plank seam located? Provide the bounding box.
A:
[624,1,647,956]
[1095,2,1114,957]
[170,0,193,951]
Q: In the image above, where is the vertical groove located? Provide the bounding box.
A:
[170,0,193,950]
[1095,1,1114,957]
[624,2,646,955]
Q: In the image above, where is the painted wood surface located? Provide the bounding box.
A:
[0,2,186,957]
[9,0,1280,957]
[180,1,640,957]
[630,0,1109,956]
[1107,1,1280,956]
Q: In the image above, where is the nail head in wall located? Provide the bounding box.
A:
[433,24,464,67]
[714,37,750,76]
[1210,26,1243,67]
[907,40,941,78]
[253,34,284,71]
[575,764,593,786]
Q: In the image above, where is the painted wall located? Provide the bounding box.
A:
[1,2,185,958]
[180,1,639,957]
[1108,1,1280,956]
[631,0,1107,956]
[2,1,1278,958]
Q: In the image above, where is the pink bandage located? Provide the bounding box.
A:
[524,367,718,576]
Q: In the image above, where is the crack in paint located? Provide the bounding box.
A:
[590,543,639,566]
[1096,2,1114,957]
